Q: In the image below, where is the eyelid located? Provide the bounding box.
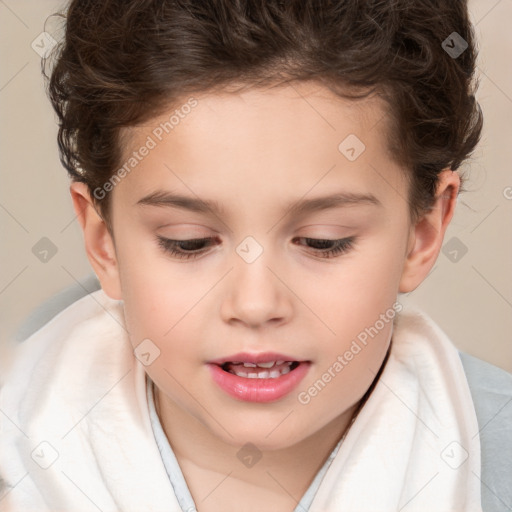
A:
[155,222,217,234]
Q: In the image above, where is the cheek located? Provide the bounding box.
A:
[114,237,199,347]
[296,322,392,431]
[297,265,397,418]
[121,280,200,352]
[353,232,407,311]
[294,235,401,392]
[296,237,405,333]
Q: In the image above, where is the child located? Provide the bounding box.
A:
[1,1,511,511]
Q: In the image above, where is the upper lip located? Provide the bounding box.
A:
[207,352,306,365]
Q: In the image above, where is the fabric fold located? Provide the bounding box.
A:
[1,290,182,512]
[309,309,482,511]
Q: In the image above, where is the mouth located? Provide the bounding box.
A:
[220,360,301,379]
[207,353,310,403]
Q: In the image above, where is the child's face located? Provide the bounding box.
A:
[103,81,416,449]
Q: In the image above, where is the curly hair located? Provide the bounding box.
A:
[44,0,483,230]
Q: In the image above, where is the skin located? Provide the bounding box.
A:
[70,81,459,511]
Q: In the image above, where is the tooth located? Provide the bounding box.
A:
[231,365,295,379]
[256,361,275,368]
[275,360,285,365]
[243,362,257,368]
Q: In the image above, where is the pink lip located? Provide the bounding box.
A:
[207,358,311,403]
[207,351,302,365]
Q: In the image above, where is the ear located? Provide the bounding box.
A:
[69,181,123,300]
[399,169,460,293]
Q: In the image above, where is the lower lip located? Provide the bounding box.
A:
[207,362,310,403]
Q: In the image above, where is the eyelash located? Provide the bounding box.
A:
[156,235,356,260]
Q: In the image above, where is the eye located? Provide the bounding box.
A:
[293,236,356,258]
[156,236,217,260]
[156,235,356,260]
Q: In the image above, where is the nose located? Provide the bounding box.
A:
[219,245,293,329]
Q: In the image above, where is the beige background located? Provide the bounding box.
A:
[1,0,511,373]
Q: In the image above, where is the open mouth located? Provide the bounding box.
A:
[208,357,311,402]
[220,360,301,379]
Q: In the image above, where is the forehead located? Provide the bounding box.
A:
[156,81,389,151]
[123,80,391,155]
[114,81,405,217]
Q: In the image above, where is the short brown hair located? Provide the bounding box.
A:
[44,0,483,229]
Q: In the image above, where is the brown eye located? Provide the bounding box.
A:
[293,237,355,258]
[156,236,217,259]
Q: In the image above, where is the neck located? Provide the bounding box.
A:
[154,386,361,504]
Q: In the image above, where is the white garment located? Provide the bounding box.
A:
[0,289,482,511]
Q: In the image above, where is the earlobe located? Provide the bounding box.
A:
[399,169,460,293]
[69,182,123,300]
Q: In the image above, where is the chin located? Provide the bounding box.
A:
[210,420,307,452]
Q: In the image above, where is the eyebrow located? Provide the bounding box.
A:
[136,190,382,216]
